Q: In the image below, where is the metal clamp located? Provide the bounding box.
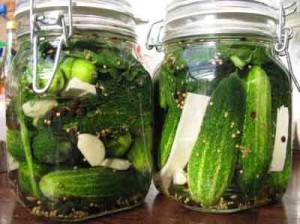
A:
[146,20,164,51]
[30,0,73,94]
[275,4,300,92]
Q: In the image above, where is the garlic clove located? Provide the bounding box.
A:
[77,134,105,167]
[101,158,131,171]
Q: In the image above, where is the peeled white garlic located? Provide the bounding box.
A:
[77,134,105,167]
[101,158,131,171]
[22,99,58,118]
[61,78,96,97]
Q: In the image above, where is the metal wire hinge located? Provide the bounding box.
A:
[30,0,73,94]
[146,20,164,52]
[275,4,300,92]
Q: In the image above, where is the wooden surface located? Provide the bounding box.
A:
[0,152,299,224]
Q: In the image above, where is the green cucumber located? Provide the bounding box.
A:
[41,69,65,94]
[268,150,291,195]
[107,133,133,157]
[127,131,153,174]
[32,131,72,164]
[6,130,26,162]
[40,167,147,199]
[238,66,272,199]
[60,57,96,83]
[69,59,96,83]
[158,110,181,169]
[188,74,246,206]
[18,162,51,196]
[267,65,291,195]
[60,57,76,79]
[157,66,177,109]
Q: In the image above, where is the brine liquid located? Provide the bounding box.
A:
[6,33,153,221]
[153,37,291,213]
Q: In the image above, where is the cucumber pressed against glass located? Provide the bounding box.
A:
[188,74,246,206]
[237,66,272,199]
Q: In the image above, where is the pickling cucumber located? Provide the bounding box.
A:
[157,66,177,109]
[32,131,72,164]
[188,74,246,206]
[267,65,291,196]
[238,66,272,199]
[18,162,51,196]
[267,110,291,196]
[107,133,133,157]
[127,130,153,174]
[158,110,181,169]
[268,150,291,195]
[40,167,148,199]
[6,130,26,162]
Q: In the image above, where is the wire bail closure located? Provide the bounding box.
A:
[30,0,73,94]
[146,20,164,52]
[275,4,300,92]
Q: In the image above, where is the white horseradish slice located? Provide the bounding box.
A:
[173,169,187,185]
[159,93,210,191]
[77,134,105,167]
[61,78,96,97]
[22,99,58,118]
[270,106,289,172]
[101,158,131,170]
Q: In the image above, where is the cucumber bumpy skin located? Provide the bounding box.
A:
[267,65,291,197]
[238,66,272,199]
[188,74,246,206]
[6,130,27,162]
[267,150,291,196]
[107,133,133,158]
[18,162,50,195]
[40,167,147,199]
[127,131,153,174]
[158,110,181,169]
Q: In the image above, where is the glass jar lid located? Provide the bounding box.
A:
[16,0,133,17]
[287,0,300,28]
[287,12,300,28]
[15,0,137,40]
[163,0,297,43]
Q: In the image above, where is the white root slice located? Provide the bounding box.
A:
[101,158,131,171]
[270,106,289,172]
[173,169,187,185]
[77,134,105,167]
[159,93,210,191]
[22,99,58,118]
[61,78,96,97]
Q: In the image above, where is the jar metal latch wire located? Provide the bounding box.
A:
[30,0,73,94]
[276,3,300,92]
[146,20,164,52]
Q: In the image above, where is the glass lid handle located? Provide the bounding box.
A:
[30,0,74,94]
[275,3,300,92]
[146,20,164,52]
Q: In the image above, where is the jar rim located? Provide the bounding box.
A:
[14,0,137,40]
[167,0,297,15]
[288,12,300,28]
[162,0,297,43]
[15,0,133,18]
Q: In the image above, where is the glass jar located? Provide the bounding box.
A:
[151,0,295,213]
[6,0,153,221]
[287,10,300,145]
